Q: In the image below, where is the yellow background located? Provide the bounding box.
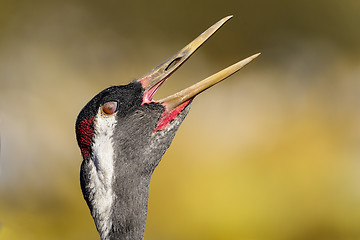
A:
[0,0,359,239]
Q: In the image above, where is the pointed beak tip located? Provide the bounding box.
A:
[243,52,261,65]
[254,52,261,58]
[250,52,261,60]
[218,15,233,25]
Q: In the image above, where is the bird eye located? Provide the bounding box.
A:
[102,101,118,115]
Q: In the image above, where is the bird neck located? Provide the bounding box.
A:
[80,155,153,240]
[108,173,152,240]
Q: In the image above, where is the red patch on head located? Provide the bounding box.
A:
[154,99,191,132]
[76,117,95,159]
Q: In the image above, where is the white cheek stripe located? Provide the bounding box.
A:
[88,110,117,239]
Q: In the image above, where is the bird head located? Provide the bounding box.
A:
[75,81,191,175]
[75,16,259,239]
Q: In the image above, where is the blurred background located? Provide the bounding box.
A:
[0,0,360,239]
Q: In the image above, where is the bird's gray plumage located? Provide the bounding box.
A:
[110,106,190,239]
[78,82,191,239]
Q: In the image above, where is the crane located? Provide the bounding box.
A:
[75,16,260,240]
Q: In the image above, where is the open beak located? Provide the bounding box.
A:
[137,15,260,111]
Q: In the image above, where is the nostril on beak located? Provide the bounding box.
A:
[165,57,182,71]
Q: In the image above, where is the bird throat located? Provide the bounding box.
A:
[154,99,191,132]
